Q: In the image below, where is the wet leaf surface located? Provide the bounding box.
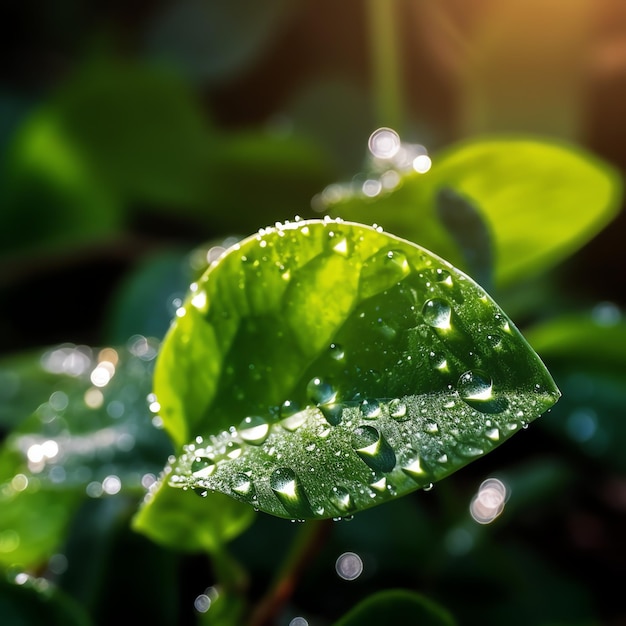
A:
[155,219,559,519]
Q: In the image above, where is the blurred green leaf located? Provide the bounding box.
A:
[334,589,456,626]
[0,575,92,626]
[438,539,597,626]
[526,312,626,471]
[435,187,493,290]
[2,58,335,258]
[55,60,213,208]
[327,137,621,286]
[204,129,335,231]
[155,219,559,519]
[132,475,255,554]
[103,249,192,345]
[0,109,122,257]
[0,339,171,570]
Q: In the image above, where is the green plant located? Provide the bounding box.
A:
[3,3,626,625]
[1,121,623,624]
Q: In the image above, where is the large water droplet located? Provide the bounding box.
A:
[232,472,254,497]
[457,443,484,458]
[280,409,308,432]
[359,398,381,419]
[422,298,452,330]
[434,268,453,286]
[321,403,343,426]
[270,467,312,517]
[328,343,345,361]
[238,416,270,445]
[352,426,396,473]
[400,450,431,483]
[389,398,407,420]
[385,250,410,277]
[424,421,439,434]
[429,351,448,371]
[327,232,350,256]
[225,442,242,460]
[369,473,387,492]
[280,400,301,418]
[191,457,215,479]
[457,370,508,414]
[330,486,354,513]
[485,427,500,441]
[307,377,337,405]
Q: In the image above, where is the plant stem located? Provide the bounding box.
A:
[246,519,333,626]
[367,0,405,133]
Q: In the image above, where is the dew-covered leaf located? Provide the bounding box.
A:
[333,589,456,626]
[156,219,559,520]
[326,137,621,286]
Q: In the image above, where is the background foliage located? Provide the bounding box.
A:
[2,1,626,625]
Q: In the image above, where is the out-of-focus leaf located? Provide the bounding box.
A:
[103,250,192,345]
[435,187,493,290]
[55,60,213,208]
[132,475,255,554]
[0,109,121,257]
[0,575,92,626]
[0,339,171,570]
[327,137,621,286]
[334,589,456,626]
[0,488,82,571]
[439,539,596,626]
[154,219,559,520]
[202,129,335,231]
[526,312,626,471]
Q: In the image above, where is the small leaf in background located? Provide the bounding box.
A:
[325,136,621,287]
[0,338,170,570]
[333,589,456,626]
[435,187,493,291]
[0,109,122,257]
[154,219,559,520]
[132,475,255,554]
[0,575,92,626]
[526,307,626,471]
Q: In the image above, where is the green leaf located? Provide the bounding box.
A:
[132,474,255,554]
[333,589,456,626]
[0,576,92,626]
[0,339,171,570]
[155,219,559,520]
[55,59,213,208]
[525,312,626,471]
[435,187,493,290]
[0,109,122,257]
[327,137,621,286]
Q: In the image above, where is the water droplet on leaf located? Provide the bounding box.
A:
[238,416,270,445]
[352,425,396,472]
[307,377,337,405]
[458,370,508,414]
[191,457,215,479]
[389,398,407,420]
[422,298,452,330]
[359,398,381,419]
